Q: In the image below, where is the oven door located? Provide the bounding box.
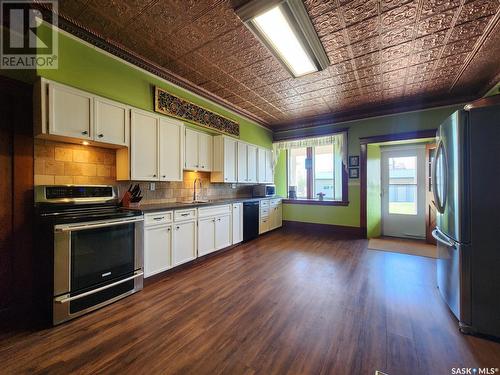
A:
[53,217,143,324]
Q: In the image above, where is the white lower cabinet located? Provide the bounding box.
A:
[232,203,243,244]
[144,211,173,278]
[198,205,232,256]
[144,224,172,278]
[259,198,282,234]
[198,216,216,256]
[215,214,231,250]
[173,210,197,266]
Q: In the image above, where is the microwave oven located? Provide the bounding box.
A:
[253,184,276,197]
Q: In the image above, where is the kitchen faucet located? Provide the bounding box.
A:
[193,178,202,202]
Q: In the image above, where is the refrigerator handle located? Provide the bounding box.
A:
[432,140,447,214]
[432,228,455,248]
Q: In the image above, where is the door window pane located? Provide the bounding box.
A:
[388,156,417,215]
[314,144,334,199]
[288,147,308,198]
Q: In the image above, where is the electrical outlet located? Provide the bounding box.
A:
[231,183,237,189]
[149,182,156,191]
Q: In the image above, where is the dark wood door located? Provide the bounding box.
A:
[0,76,34,325]
[425,143,437,244]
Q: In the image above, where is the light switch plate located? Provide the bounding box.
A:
[149,182,155,191]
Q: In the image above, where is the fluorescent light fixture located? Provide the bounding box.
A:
[236,0,329,78]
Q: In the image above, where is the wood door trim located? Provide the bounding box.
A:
[359,129,437,238]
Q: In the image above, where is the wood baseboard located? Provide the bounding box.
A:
[282,220,363,237]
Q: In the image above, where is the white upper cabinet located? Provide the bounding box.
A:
[265,149,274,183]
[185,128,213,171]
[130,109,159,181]
[211,135,237,183]
[36,79,129,147]
[159,118,184,181]
[47,82,93,140]
[237,142,248,182]
[198,132,213,171]
[236,141,258,183]
[129,109,184,181]
[247,145,257,183]
[94,96,129,146]
[185,128,199,170]
[257,148,266,183]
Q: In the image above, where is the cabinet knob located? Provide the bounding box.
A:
[98,134,103,138]
[81,130,88,135]
[153,174,157,177]
[201,165,205,168]
[176,226,180,230]
[162,175,166,178]
[195,165,199,168]
[167,228,171,231]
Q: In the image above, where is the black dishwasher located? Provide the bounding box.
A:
[243,201,259,242]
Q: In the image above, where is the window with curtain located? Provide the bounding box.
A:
[273,132,348,202]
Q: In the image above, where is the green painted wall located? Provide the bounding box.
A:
[275,106,462,228]
[366,144,381,238]
[24,26,271,148]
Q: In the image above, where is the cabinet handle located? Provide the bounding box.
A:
[181,213,189,217]
[98,134,104,138]
[153,217,165,221]
[82,130,88,135]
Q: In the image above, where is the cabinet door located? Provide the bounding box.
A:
[270,205,280,230]
[144,225,172,277]
[232,203,243,244]
[185,128,199,170]
[159,118,183,181]
[198,217,216,256]
[259,217,270,234]
[265,149,274,183]
[131,110,158,180]
[48,83,93,140]
[277,204,283,228]
[247,145,257,183]
[257,148,266,183]
[173,221,197,266]
[224,137,237,183]
[198,132,213,171]
[215,214,231,250]
[237,142,247,182]
[94,97,129,146]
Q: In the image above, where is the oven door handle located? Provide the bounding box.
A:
[55,217,144,232]
[54,271,144,304]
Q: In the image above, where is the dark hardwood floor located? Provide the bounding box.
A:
[1,228,499,374]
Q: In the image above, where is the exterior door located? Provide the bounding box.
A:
[381,145,426,239]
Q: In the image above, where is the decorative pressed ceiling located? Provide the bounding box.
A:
[56,0,500,131]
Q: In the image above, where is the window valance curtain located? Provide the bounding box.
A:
[272,132,347,168]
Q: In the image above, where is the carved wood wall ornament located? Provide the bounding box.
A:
[154,87,240,137]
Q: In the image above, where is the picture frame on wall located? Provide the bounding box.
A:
[349,156,359,167]
[349,167,359,179]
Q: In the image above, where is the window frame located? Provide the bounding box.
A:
[285,141,349,207]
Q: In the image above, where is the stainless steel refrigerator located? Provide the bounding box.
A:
[432,103,500,337]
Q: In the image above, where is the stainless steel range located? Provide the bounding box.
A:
[35,185,144,325]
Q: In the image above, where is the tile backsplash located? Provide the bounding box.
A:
[34,140,254,204]
[34,139,116,185]
[117,172,253,205]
